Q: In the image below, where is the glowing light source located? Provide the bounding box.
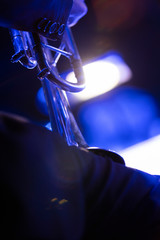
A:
[119,135,160,175]
[66,53,132,102]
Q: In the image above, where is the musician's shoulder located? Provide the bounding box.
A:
[0,111,47,133]
[0,111,29,133]
[0,110,67,149]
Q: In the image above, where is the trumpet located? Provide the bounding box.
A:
[9,26,125,164]
[10,26,87,148]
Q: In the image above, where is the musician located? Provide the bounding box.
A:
[0,0,160,239]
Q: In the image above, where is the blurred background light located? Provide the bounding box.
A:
[119,135,160,175]
[67,61,119,100]
[76,87,160,151]
[66,52,132,102]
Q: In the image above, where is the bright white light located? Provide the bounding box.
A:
[119,135,160,175]
[66,54,132,102]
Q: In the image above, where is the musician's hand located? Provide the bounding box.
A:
[68,0,88,27]
[0,0,73,40]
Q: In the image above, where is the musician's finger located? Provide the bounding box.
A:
[68,0,88,27]
[0,0,73,40]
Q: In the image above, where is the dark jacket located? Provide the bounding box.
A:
[1,112,160,239]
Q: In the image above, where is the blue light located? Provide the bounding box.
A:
[78,87,160,151]
[35,87,48,115]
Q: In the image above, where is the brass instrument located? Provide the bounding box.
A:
[9,26,124,164]
[10,26,87,148]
